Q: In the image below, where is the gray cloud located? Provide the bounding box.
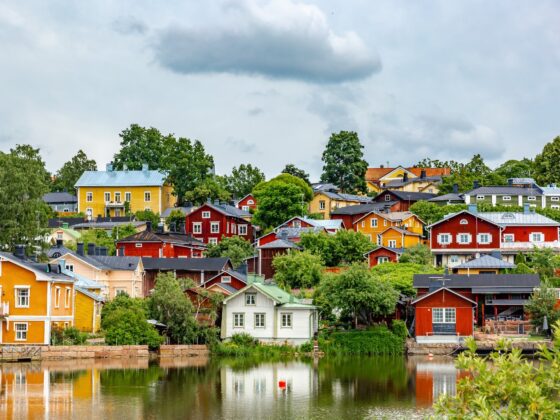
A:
[153,0,380,83]
[112,16,148,35]
[248,107,264,116]
[226,137,258,154]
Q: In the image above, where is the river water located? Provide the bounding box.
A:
[0,356,459,419]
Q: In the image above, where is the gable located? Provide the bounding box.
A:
[380,166,416,181]
[413,288,477,307]
[429,211,501,232]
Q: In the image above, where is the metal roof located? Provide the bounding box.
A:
[75,286,105,302]
[453,255,516,269]
[43,192,78,204]
[428,193,464,202]
[301,218,343,230]
[258,239,301,249]
[413,274,540,290]
[478,212,560,226]
[319,191,373,203]
[72,221,146,230]
[376,190,437,201]
[161,206,195,218]
[465,186,542,196]
[75,170,167,187]
[364,246,405,256]
[540,186,560,196]
[141,257,230,272]
[330,202,397,215]
[116,230,206,247]
[87,256,141,270]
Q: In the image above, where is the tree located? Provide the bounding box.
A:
[299,230,373,267]
[272,250,324,289]
[147,273,198,344]
[0,145,51,251]
[282,164,310,184]
[52,150,97,193]
[101,294,163,348]
[205,236,255,268]
[166,209,186,232]
[183,176,231,205]
[527,247,559,279]
[438,154,506,194]
[398,244,433,265]
[223,164,265,198]
[371,263,441,296]
[525,286,560,331]
[318,263,399,328]
[534,136,560,185]
[320,131,368,194]
[113,124,171,171]
[409,201,466,226]
[135,209,160,227]
[252,174,313,230]
[79,229,116,255]
[112,224,137,241]
[494,158,535,180]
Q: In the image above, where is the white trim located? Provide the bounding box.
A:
[14,286,30,308]
[437,233,452,245]
[7,315,74,321]
[456,233,472,244]
[14,322,28,341]
[412,287,477,305]
[477,233,492,244]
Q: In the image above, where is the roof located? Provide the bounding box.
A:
[258,239,301,249]
[276,226,325,238]
[464,186,542,196]
[380,226,421,236]
[141,257,230,272]
[364,246,405,256]
[301,218,343,230]
[49,228,81,240]
[47,245,76,259]
[509,178,537,185]
[161,207,196,218]
[428,193,464,202]
[199,202,252,219]
[75,286,105,302]
[453,255,516,269]
[224,281,315,308]
[311,183,339,192]
[116,230,206,248]
[384,176,442,188]
[205,269,248,285]
[0,253,74,282]
[540,185,560,196]
[43,192,78,204]
[72,221,146,230]
[330,202,397,215]
[376,190,437,201]
[413,274,540,291]
[318,191,372,203]
[75,169,167,187]
[411,287,477,306]
[74,276,104,290]
[207,283,238,294]
[87,255,141,270]
[48,218,86,228]
[478,212,560,226]
[366,167,451,181]
[353,210,418,225]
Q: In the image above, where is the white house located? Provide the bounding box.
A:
[221,280,318,345]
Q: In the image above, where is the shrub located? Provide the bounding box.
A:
[230,332,258,347]
[319,327,405,356]
[299,341,314,353]
[391,320,408,341]
[51,326,88,345]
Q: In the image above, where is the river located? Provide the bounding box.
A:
[0,356,459,419]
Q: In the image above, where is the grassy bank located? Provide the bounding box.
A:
[212,333,298,358]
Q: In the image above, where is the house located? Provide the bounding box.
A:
[50,243,144,299]
[257,237,301,279]
[73,280,104,333]
[539,184,560,209]
[0,247,75,344]
[221,278,318,345]
[372,190,437,211]
[236,194,257,212]
[202,270,248,290]
[46,228,81,246]
[74,163,176,218]
[412,273,540,342]
[364,246,404,267]
[185,200,253,245]
[463,179,545,208]
[428,204,560,267]
[354,211,424,245]
[451,254,515,275]
[115,221,206,258]
[365,166,451,193]
[428,185,464,206]
[330,202,399,230]
[308,190,372,220]
[141,257,233,294]
[43,192,78,214]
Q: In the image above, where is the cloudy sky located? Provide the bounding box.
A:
[1,0,559,180]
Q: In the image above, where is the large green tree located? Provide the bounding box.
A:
[272,250,324,289]
[494,158,535,180]
[183,176,231,205]
[281,164,310,184]
[534,136,560,185]
[0,145,51,251]
[205,236,255,268]
[113,124,171,171]
[52,150,97,193]
[320,131,368,194]
[525,286,560,331]
[299,230,373,267]
[223,164,265,198]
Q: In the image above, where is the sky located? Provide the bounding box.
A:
[1,0,559,181]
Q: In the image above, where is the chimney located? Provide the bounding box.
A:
[380,164,384,168]
[142,163,149,171]
[56,239,63,248]
[156,223,164,234]
[420,169,426,179]
[87,243,95,256]
[508,178,513,186]
[403,173,409,182]
[473,180,480,189]
[14,245,25,259]
[524,203,530,214]
[77,242,84,256]
[99,247,108,256]
[467,204,478,214]
[146,221,152,232]
[213,199,220,206]
[118,246,125,256]
[106,163,113,172]
[452,183,459,194]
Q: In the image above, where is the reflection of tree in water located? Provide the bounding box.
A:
[50,370,89,384]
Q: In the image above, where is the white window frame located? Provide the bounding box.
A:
[86,192,93,202]
[456,233,472,244]
[449,255,460,263]
[208,238,218,245]
[65,287,71,308]
[245,293,256,306]
[14,322,28,341]
[86,208,93,217]
[238,225,248,235]
[385,194,392,202]
[551,196,560,202]
[281,313,293,328]
[371,218,378,228]
[104,192,111,202]
[552,205,560,210]
[192,222,202,234]
[476,195,485,200]
[459,219,468,225]
[222,276,231,283]
[135,243,143,248]
[319,200,326,210]
[530,232,544,242]
[527,196,537,201]
[15,286,30,308]
[502,196,511,201]
[144,191,151,202]
[247,199,254,205]
[125,192,131,202]
[55,286,61,308]
[233,313,245,328]
[242,206,249,212]
[437,233,452,245]
[503,234,515,243]
[388,239,397,248]
[377,256,389,264]
[477,233,492,244]
[432,308,456,324]
[202,211,211,219]
[254,313,266,328]
[115,192,121,203]
[210,222,220,233]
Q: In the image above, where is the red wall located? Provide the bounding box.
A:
[258,232,278,246]
[204,272,246,290]
[259,248,289,279]
[430,212,501,250]
[117,241,203,258]
[237,195,257,211]
[414,289,475,337]
[367,248,399,267]
[503,225,559,242]
[185,204,253,244]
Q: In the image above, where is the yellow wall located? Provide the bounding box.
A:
[400,215,424,235]
[77,184,177,217]
[355,213,394,242]
[309,192,365,219]
[2,320,45,344]
[379,228,421,248]
[0,261,48,316]
[387,181,440,194]
[74,291,101,333]
[454,268,498,275]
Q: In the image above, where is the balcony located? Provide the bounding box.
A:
[485,298,528,306]
[0,301,9,317]
[105,201,126,208]
[501,241,560,251]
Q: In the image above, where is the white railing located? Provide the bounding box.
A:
[501,241,560,249]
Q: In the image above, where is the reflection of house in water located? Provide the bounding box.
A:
[413,359,465,407]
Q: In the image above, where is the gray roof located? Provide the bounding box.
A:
[509,178,537,185]
[453,255,516,269]
[376,190,437,201]
[43,192,78,204]
[478,212,560,226]
[202,202,252,219]
[276,226,324,238]
[89,255,141,270]
[161,207,195,218]
[312,183,339,192]
[258,239,301,249]
[72,221,146,230]
[75,169,167,187]
[330,202,397,215]
[319,191,372,203]
[465,186,543,196]
[47,245,75,259]
[540,186,560,196]
[209,283,238,294]
[413,274,540,292]
[428,193,464,202]
[0,253,74,282]
[142,257,231,272]
[302,218,343,230]
[364,246,405,256]
[384,176,442,188]
[75,286,105,302]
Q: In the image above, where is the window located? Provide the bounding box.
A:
[477,233,492,244]
[502,196,511,201]
[476,195,485,200]
[233,313,245,328]
[115,288,127,297]
[384,219,387,226]
[371,218,378,228]
[245,293,256,305]
[377,257,389,264]
[115,192,121,203]
[65,287,71,308]
[551,197,560,202]
[437,233,451,245]
[222,276,231,283]
[135,243,143,248]
[319,200,326,210]
[552,205,560,210]
[208,238,218,245]
[104,192,111,202]
[125,192,131,202]
[385,194,392,202]
[459,219,468,225]
[449,255,460,263]
[202,211,211,219]
[503,234,515,243]
[376,234,381,245]
[388,240,397,248]
[15,287,30,308]
[14,323,28,341]
[65,264,74,272]
[254,313,266,328]
[530,232,544,242]
[144,191,151,202]
[57,232,63,240]
[361,221,365,228]
[432,308,456,324]
[528,196,536,201]
[281,313,293,328]
[238,225,248,235]
[242,206,249,212]
[86,192,93,202]
[247,199,254,205]
[193,222,202,234]
[293,220,301,228]
[457,233,472,244]
[55,287,61,308]
[210,222,220,233]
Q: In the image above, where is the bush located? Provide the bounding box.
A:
[299,341,314,353]
[319,327,405,356]
[230,332,258,347]
[51,326,88,345]
[391,320,408,341]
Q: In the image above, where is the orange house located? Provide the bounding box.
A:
[354,211,424,246]
[0,250,75,345]
[378,226,422,248]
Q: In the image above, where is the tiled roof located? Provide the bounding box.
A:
[428,193,464,202]
[43,192,78,204]
[478,212,560,226]
[330,202,396,215]
[116,230,206,247]
[75,170,167,187]
[142,257,230,272]
[453,255,516,269]
[258,239,301,249]
[465,186,543,196]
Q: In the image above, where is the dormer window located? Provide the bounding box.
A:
[202,211,211,218]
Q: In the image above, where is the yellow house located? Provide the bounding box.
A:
[75,164,176,218]
[378,226,422,248]
[0,250,75,344]
[451,254,516,275]
[309,191,372,219]
[365,166,450,194]
[74,287,103,333]
[354,211,425,245]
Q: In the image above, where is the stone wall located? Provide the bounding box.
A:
[0,345,149,362]
[158,345,209,358]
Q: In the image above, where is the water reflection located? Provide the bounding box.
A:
[0,356,459,419]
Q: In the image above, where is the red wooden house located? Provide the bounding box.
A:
[364,246,403,267]
[372,190,437,211]
[116,222,206,258]
[185,201,253,245]
[236,194,257,212]
[202,270,247,290]
[257,237,301,279]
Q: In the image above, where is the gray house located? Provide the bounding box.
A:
[43,192,78,213]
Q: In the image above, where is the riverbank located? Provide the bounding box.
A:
[407,336,553,355]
